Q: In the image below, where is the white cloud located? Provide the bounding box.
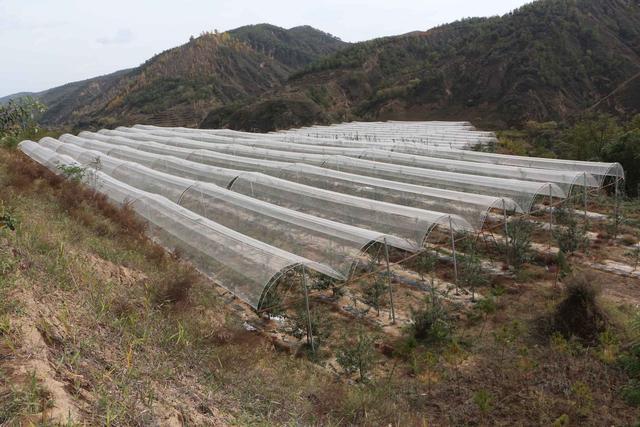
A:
[96,28,134,45]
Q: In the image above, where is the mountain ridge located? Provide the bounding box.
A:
[5,0,640,131]
[202,0,640,131]
[4,24,348,128]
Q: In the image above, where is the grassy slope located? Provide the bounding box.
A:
[2,145,640,425]
[0,148,340,425]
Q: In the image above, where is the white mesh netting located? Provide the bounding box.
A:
[18,120,625,310]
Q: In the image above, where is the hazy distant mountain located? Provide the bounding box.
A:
[0,92,37,104]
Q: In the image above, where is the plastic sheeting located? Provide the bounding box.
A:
[274,122,625,184]
[18,140,330,309]
[227,172,468,243]
[138,122,496,148]
[132,124,485,148]
[321,156,564,212]
[42,136,241,188]
[276,121,497,147]
[274,164,517,230]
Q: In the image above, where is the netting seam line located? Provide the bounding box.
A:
[175,183,199,206]
[225,175,241,190]
[420,222,441,247]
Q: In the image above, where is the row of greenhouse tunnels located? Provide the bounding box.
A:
[17,120,634,364]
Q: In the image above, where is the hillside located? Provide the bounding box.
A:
[8,25,347,128]
[0,92,37,104]
[202,0,640,131]
[25,69,136,125]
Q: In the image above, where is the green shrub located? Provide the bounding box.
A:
[336,328,376,382]
[553,203,572,226]
[292,303,333,355]
[492,321,522,361]
[58,164,86,182]
[571,381,594,417]
[458,240,488,300]
[0,204,17,232]
[621,380,640,406]
[313,275,343,298]
[504,218,535,270]
[0,97,47,148]
[555,250,572,281]
[473,389,493,414]
[476,295,497,314]
[413,250,437,283]
[410,290,451,343]
[618,314,640,406]
[363,274,387,316]
[626,246,640,271]
[553,207,588,254]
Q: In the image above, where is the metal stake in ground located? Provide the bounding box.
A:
[383,237,396,324]
[583,173,588,225]
[302,266,315,353]
[502,199,509,267]
[549,184,553,249]
[614,177,621,239]
[449,217,459,292]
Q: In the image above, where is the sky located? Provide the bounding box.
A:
[0,0,532,97]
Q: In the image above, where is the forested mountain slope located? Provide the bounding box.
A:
[202,0,640,130]
[7,25,347,128]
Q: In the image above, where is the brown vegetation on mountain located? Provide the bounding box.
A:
[203,0,640,131]
[5,25,347,129]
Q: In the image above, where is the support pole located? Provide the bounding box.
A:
[449,217,459,292]
[548,184,553,249]
[583,172,588,226]
[302,266,314,353]
[502,199,509,267]
[614,177,620,239]
[383,238,396,324]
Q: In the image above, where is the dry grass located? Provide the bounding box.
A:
[552,271,607,343]
[150,265,200,308]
